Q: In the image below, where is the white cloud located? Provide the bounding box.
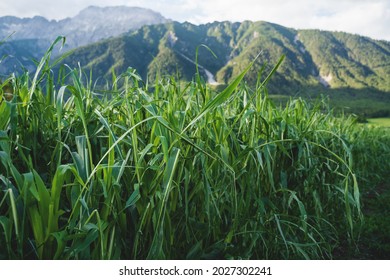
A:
[0,0,389,40]
[172,0,390,40]
[311,2,390,40]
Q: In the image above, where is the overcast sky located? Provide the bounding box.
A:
[0,0,389,41]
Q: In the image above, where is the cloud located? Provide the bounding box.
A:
[311,2,390,40]
[171,0,390,40]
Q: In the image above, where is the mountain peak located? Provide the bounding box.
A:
[0,6,168,48]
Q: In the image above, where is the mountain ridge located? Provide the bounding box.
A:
[1,7,389,116]
[58,20,389,94]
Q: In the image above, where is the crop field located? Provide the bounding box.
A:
[367,118,390,128]
[1,40,390,259]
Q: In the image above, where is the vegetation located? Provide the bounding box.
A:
[0,38,48,75]
[53,21,390,118]
[3,20,389,118]
[57,21,390,92]
[367,118,390,127]
[0,39,389,260]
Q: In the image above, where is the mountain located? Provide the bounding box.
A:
[1,8,389,116]
[0,39,47,74]
[60,21,390,94]
[0,6,168,74]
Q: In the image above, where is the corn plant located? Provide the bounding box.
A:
[1,41,389,260]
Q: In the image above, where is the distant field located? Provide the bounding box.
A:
[368,118,390,127]
[265,88,390,118]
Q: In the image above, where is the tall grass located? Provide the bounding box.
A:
[1,42,389,259]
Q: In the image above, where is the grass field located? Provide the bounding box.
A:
[367,118,390,127]
[1,41,390,259]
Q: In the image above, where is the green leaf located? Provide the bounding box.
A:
[183,54,260,133]
[125,186,141,209]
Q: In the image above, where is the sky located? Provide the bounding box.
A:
[0,0,389,41]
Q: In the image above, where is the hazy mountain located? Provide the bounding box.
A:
[0,6,168,74]
[60,21,390,95]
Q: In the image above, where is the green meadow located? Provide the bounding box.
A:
[0,39,389,259]
[367,118,390,128]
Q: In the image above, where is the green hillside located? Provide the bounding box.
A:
[0,39,49,74]
[56,21,390,116]
[61,21,390,91]
[298,30,390,91]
